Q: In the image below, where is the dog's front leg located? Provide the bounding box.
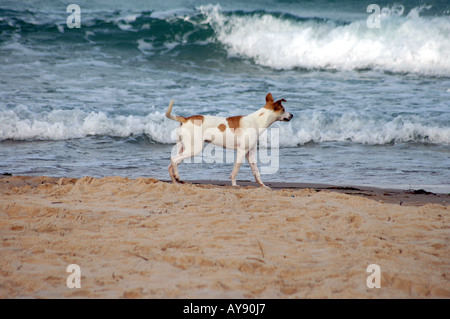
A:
[168,163,178,184]
[230,148,246,186]
[246,147,267,188]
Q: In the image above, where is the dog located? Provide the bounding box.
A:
[165,93,293,187]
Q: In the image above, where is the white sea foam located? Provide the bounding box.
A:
[0,106,176,143]
[200,5,450,77]
[2,39,49,57]
[277,112,450,146]
[137,39,154,54]
[1,106,449,145]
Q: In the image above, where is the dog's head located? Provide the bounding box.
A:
[264,93,293,122]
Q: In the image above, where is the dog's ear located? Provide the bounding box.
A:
[274,99,287,107]
[266,93,274,104]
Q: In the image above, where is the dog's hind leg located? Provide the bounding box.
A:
[170,141,203,184]
[169,143,184,183]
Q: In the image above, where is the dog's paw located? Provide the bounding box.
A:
[175,177,185,184]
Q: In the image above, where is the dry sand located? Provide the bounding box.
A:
[0,175,449,298]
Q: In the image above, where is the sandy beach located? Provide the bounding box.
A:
[0,175,448,299]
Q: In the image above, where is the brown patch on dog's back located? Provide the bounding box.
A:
[226,116,243,132]
[186,115,204,126]
[218,124,226,132]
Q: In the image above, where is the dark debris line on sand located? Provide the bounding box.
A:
[183,180,449,207]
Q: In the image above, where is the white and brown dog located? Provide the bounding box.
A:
[166,93,293,187]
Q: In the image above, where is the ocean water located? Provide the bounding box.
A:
[1,0,449,192]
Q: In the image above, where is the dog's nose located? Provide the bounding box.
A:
[283,113,293,122]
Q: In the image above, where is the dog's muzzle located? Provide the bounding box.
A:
[283,113,294,122]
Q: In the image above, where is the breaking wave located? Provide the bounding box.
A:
[201,4,450,76]
[1,106,449,146]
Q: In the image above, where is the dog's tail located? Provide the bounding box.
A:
[166,100,186,123]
